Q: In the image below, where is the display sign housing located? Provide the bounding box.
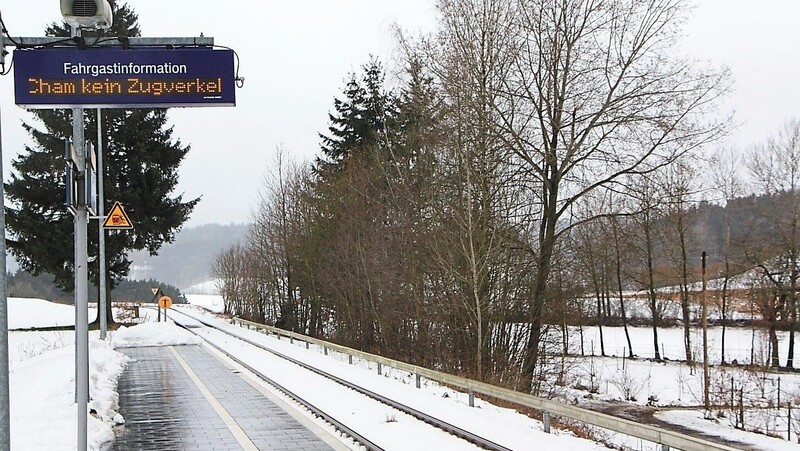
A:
[14,47,235,108]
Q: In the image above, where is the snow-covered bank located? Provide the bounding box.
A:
[184,279,220,296]
[112,322,201,348]
[8,294,797,450]
[10,333,126,450]
[185,293,224,313]
[7,298,199,450]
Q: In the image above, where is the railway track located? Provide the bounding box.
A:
[166,306,513,451]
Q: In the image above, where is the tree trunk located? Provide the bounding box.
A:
[522,179,559,392]
[720,212,732,364]
[679,215,693,364]
[770,322,780,368]
[787,322,795,369]
[721,276,728,364]
[590,261,606,357]
[596,292,606,357]
[612,218,634,359]
[788,248,797,368]
[645,216,661,361]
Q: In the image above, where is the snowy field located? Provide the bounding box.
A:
[569,325,794,366]
[542,325,800,449]
[4,295,799,450]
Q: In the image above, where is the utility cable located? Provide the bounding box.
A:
[213,45,245,88]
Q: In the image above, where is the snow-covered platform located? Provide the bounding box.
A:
[112,344,345,450]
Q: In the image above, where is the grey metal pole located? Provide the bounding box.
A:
[702,251,710,416]
[97,109,107,340]
[0,106,13,450]
[72,26,89,451]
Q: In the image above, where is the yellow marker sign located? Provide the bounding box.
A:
[102,201,133,229]
[158,295,173,309]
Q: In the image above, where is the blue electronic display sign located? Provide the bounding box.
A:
[13,48,236,108]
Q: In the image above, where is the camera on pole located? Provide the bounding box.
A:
[60,0,113,30]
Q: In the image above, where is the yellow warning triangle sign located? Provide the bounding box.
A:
[102,201,134,229]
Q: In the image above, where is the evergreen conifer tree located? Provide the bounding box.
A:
[316,58,399,176]
[5,1,198,324]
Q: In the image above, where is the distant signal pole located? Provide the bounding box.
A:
[702,251,710,416]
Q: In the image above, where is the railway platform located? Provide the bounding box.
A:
[112,344,349,451]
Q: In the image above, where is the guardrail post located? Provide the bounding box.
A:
[290,337,294,344]
[378,362,383,376]
[469,390,475,407]
[306,342,309,349]
[186,311,738,451]
[324,346,328,356]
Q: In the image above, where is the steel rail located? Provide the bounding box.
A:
[169,307,512,451]
[168,312,384,451]
[222,315,741,451]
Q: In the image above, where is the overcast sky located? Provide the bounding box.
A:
[1,0,799,227]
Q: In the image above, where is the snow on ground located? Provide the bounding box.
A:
[7,294,799,450]
[112,322,201,348]
[7,297,96,330]
[178,306,607,451]
[6,298,200,450]
[11,336,125,450]
[184,279,220,295]
[570,325,793,366]
[656,410,800,450]
[185,293,224,313]
[564,326,800,408]
[547,325,800,450]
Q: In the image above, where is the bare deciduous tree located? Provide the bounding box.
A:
[416,0,529,379]
[492,0,729,384]
[709,146,745,364]
[662,160,699,364]
[748,118,800,368]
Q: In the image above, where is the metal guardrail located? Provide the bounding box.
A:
[230,317,740,451]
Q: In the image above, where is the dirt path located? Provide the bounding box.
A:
[586,401,760,450]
